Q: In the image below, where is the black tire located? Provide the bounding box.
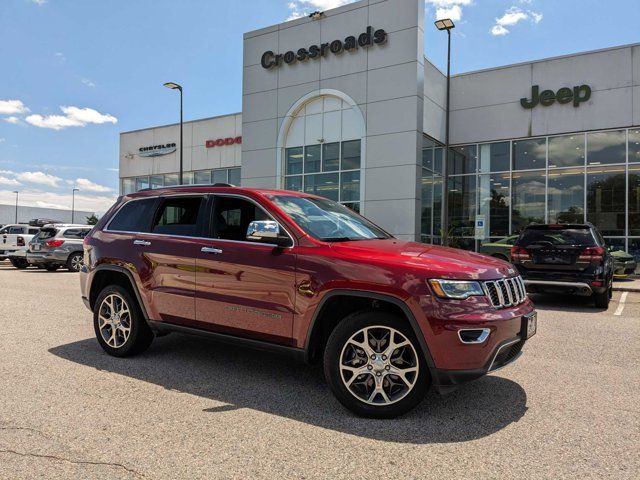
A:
[93,285,154,357]
[323,310,429,419]
[10,258,29,269]
[45,264,59,272]
[594,277,612,309]
[67,252,84,272]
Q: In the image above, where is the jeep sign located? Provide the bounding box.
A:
[520,85,592,109]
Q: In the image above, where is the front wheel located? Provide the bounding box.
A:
[324,311,429,418]
[93,285,154,357]
[10,258,29,269]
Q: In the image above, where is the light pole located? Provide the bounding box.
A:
[435,18,455,246]
[13,191,18,223]
[163,82,183,185]
[72,188,79,223]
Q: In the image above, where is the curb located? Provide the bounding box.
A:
[613,286,640,293]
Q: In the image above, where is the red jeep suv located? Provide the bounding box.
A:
[80,185,536,418]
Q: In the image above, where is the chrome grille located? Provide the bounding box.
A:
[484,276,527,308]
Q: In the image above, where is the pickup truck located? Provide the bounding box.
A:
[0,224,41,268]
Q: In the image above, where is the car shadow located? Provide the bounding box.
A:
[49,334,528,444]
[528,293,605,313]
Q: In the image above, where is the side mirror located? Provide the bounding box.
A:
[246,220,291,247]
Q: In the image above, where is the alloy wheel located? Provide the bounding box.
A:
[98,294,132,349]
[339,325,419,406]
[70,255,83,272]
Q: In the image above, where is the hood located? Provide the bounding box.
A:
[330,239,517,281]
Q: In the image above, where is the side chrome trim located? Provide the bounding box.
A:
[488,338,521,372]
[457,328,491,344]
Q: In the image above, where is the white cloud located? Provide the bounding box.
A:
[286,0,354,20]
[25,106,117,130]
[15,171,62,188]
[491,6,543,36]
[75,178,112,193]
[0,176,20,186]
[32,0,48,5]
[0,138,4,143]
[81,78,96,88]
[3,116,21,124]
[426,0,473,22]
[0,100,30,115]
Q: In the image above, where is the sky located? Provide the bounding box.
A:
[1,0,639,214]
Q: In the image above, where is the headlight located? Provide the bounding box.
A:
[428,279,485,299]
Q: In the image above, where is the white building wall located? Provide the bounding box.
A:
[0,204,94,225]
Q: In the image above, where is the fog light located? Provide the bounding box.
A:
[458,328,490,344]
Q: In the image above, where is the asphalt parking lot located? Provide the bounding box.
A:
[0,261,638,479]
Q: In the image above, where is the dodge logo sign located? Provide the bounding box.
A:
[206,136,242,148]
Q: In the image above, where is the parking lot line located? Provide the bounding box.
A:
[614,292,628,316]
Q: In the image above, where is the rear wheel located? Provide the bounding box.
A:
[594,277,612,308]
[93,285,154,357]
[10,258,29,269]
[67,252,83,272]
[324,311,429,418]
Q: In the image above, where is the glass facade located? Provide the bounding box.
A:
[421,127,640,256]
[284,140,362,212]
[121,167,241,194]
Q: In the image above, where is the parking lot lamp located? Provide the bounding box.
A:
[435,18,455,246]
[72,188,79,224]
[13,190,18,223]
[163,82,183,185]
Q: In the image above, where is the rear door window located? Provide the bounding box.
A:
[63,228,89,239]
[151,196,205,237]
[518,228,596,248]
[107,198,158,233]
[38,228,58,240]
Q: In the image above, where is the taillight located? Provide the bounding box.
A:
[511,246,531,261]
[17,236,25,247]
[46,239,65,248]
[578,246,605,264]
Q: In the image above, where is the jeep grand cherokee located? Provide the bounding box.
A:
[80,185,536,418]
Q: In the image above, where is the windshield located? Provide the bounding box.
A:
[269,195,392,242]
[518,228,596,247]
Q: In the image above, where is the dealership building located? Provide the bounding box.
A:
[119,0,640,254]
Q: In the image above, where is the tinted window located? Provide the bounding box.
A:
[63,228,91,239]
[108,198,157,233]
[8,226,25,234]
[151,197,204,237]
[518,228,596,248]
[212,196,270,241]
[38,228,57,240]
[28,228,40,235]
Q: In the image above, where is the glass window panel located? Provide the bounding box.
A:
[183,172,194,185]
[286,147,303,175]
[194,170,211,185]
[422,147,434,171]
[587,130,626,166]
[449,145,477,175]
[629,238,640,262]
[629,165,640,236]
[434,147,443,174]
[304,173,339,201]
[322,143,340,172]
[164,174,179,187]
[305,144,321,173]
[150,175,164,189]
[212,169,227,184]
[478,173,510,237]
[605,237,626,252]
[490,142,510,172]
[433,177,442,235]
[547,168,584,223]
[340,171,360,202]
[341,140,361,170]
[285,175,303,192]
[135,176,149,192]
[342,202,360,214]
[586,166,626,236]
[448,175,476,237]
[513,137,546,170]
[421,171,433,239]
[511,171,545,233]
[451,237,476,252]
[548,134,585,168]
[630,129,640,163]
[228,168,241,186]
[122,178,135,195]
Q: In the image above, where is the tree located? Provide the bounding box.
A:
[86,214,99,225]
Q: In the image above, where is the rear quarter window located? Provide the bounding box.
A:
[63,228,89,239]
[107,198,157,233]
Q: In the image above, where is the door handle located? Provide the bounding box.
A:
[133,240,151,246]
[201,247,223,254]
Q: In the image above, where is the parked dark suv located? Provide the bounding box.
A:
[511,223,614,308]
[80,186,537,418]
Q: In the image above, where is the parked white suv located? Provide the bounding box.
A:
[0,224,41,268]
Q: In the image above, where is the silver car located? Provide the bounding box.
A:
[26,224,92,272]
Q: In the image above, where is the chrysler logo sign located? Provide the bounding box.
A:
[138,143,176,157]
[261,26,387,69]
